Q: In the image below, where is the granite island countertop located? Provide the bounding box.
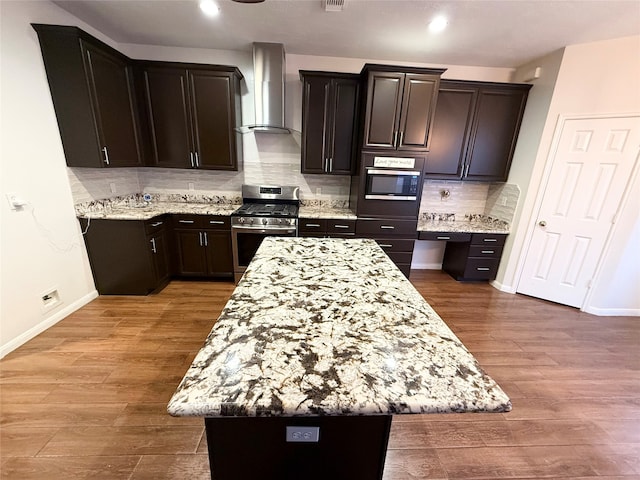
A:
[168,237,510,418]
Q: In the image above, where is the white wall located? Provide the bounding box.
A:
[0,0,120,357]
[497,35,640,313]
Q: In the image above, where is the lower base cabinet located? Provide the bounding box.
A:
[80,216,171,295]
[356,218,417,278]
[173,215,233,278]
[298,218,356,238]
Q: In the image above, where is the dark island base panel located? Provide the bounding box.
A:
[205,415,392,480]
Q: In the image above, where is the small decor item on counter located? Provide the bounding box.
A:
[440,189,450,199]
[143,193,152,202]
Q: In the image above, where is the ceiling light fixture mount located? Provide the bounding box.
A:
[428,15,448,33]
[199,0,220,16]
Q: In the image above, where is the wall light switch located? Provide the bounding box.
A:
[286,426,320,443]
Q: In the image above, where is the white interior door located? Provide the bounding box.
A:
[518,115,640,308]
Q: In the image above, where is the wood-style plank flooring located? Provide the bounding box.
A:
[1,270,639,479]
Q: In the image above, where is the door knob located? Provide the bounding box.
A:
[538,220,547,227]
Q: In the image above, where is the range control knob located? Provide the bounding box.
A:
[262,218,268,225]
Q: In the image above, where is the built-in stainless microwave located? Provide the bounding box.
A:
[364,168,421,200]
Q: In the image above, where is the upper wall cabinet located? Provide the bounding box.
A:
[300,71,360,175]
[360,64,446,152]
[32,24,143,168]
[426,80,532,182]
[139,62,243,171]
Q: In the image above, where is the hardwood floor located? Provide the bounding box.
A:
[1,270,639,479]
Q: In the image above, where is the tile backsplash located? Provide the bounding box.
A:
[68,133,350,205]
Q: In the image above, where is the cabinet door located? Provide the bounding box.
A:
[82,42,142,167]
[301,76,331,174]
[143,67,193,168]
[329,78,359,174]
[425,85,477,178]
[466,88,528,181]
[397,74,439,151]
[205,230,233,276]
[189,71,238,170]
[149,231,171,285]
[174,229,207,275]
[362,72,404,149]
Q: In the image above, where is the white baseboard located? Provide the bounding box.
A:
[410,263,443,270]
[491,279,517,294]
[0,289,99,359]
[582,305,640,317]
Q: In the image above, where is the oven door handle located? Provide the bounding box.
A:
[233,227,297,235]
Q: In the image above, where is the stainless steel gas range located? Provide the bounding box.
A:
[231,185,300,282]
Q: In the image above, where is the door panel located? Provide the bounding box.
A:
[174,229,207,276]
[301,76,330,173]
[518,116,640,308]
[398,74,438,150]
[190,71,235,169]
[330,78,359,174]
[363,73,403,149]
[84,43,141,167]
[143,68,192,168]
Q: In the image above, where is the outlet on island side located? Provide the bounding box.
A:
[285,426,320,443]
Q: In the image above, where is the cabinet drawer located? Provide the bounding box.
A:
[418,231,471,242]
[356,219,417,236]
[471,233,507,246]
[327,219,356,235]
[172,214,202,228]
[374,239,415,252]
[463,258,499,280]
[145,215,168,235]
[299,219,327,234]
[468,245,503,258]
[203,215,230,230]
[385,251,413,265]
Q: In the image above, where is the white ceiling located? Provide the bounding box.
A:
[53,0,640,68]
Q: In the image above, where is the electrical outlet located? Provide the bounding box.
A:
[188,182,195,191]
[109,182,117,194]
[286,426,320,443]
[315,187,322,196]
[500,195,508,206]
[41,288,61,311]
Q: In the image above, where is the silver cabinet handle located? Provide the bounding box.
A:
[305,223,321,228]
[150,238,157,253]
[436,236,451,240]
[380,225,395,230]
[179,220,195,224]
[198,231,203,246]
[195,152,200,167]
[483,238,498,242]
[464,163,470,177]
[379,244,393,248]
[334,224,350,229]
[476,267,491,271]
[209,220,225,225]
[399,131,404,145]
[151,221,163,227]
[329,157,333,172]
[393,131,398,146]
[189,152,195,168]
[102,146,110,165]
[203,231,208,246]
[481,250,495,254]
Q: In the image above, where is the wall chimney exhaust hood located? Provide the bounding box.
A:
[237,42,292,134]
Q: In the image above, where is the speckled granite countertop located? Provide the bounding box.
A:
[418,213,510,234]
[168,237,511,418]
[78,202,239,220]
[298,206,357,220]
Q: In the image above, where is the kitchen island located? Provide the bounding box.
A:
[168,237,510,479]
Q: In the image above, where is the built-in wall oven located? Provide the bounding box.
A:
[231,185,299,283]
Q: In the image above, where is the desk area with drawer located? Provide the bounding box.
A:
[418,231,507,281]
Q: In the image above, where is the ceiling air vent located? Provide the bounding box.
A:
[324,0,345,12]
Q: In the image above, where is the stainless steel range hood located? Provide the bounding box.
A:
[237,42,291,134]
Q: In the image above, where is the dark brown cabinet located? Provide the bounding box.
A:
[419,231,507,281]
[298,218,356,238]
[33,24,142,168]
[140,63,243,170]
[356,218,418,278]
[426,80,531,182]
[360,65,445,152]
[79,216,170,295]
[300,72,360,174]
[173,215,233,277]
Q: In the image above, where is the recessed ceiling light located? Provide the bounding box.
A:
[200,0,220,17]
[429,15,448,33]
